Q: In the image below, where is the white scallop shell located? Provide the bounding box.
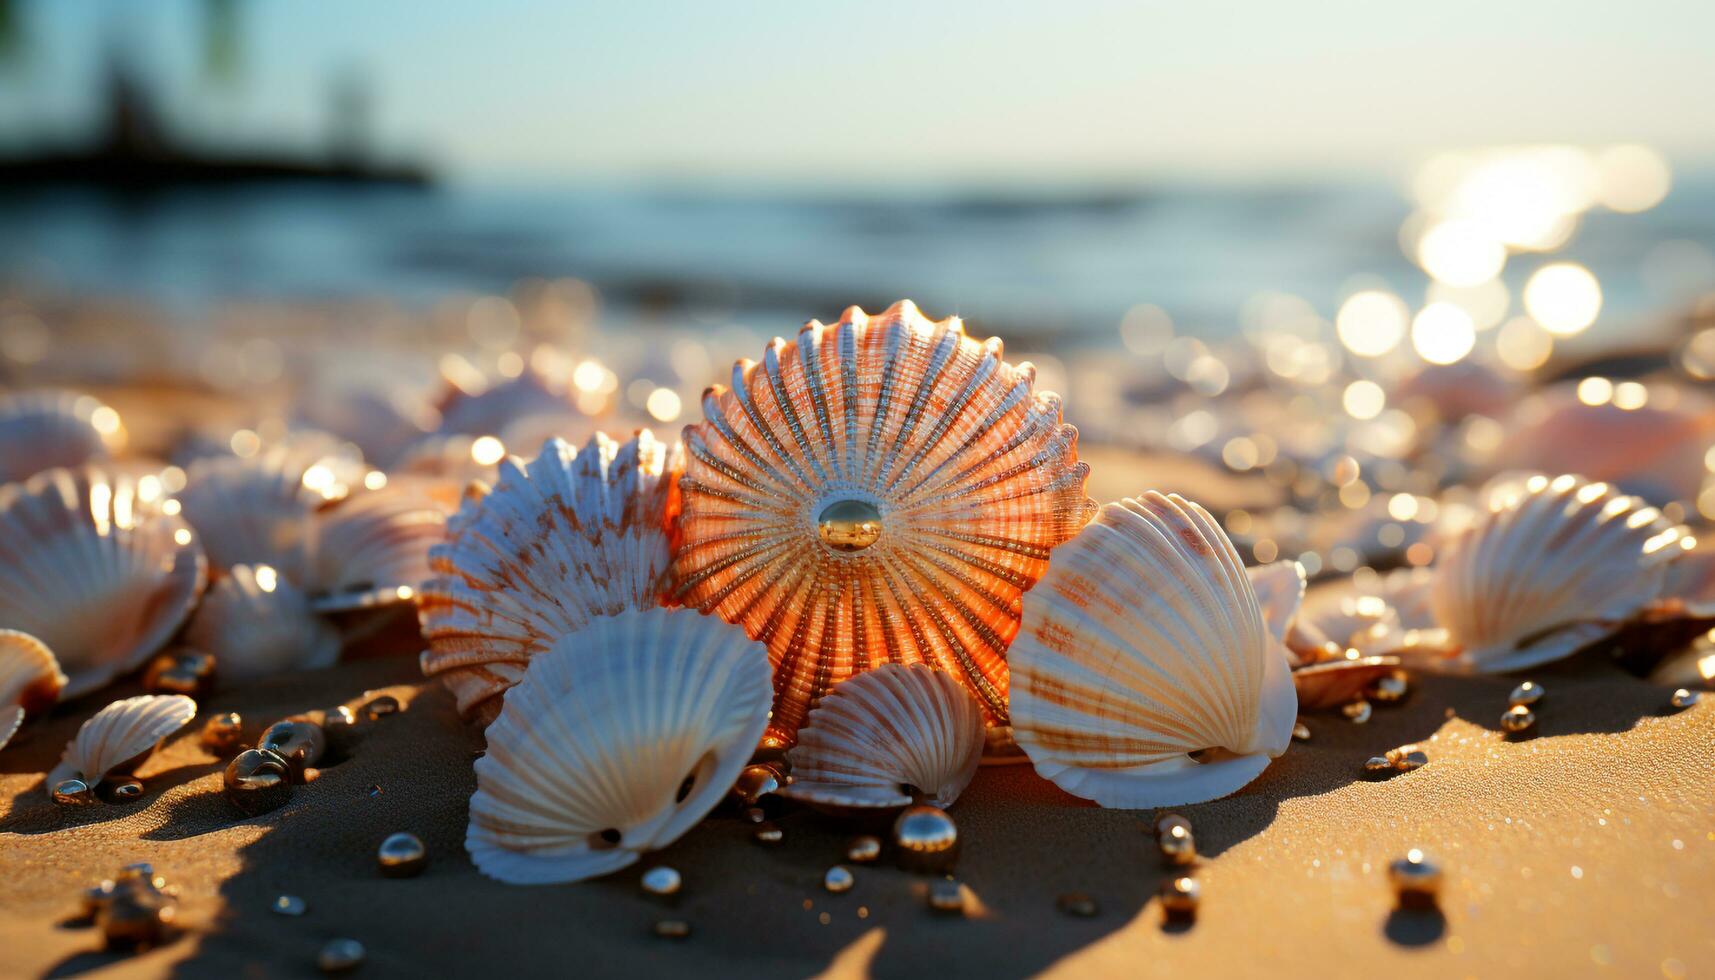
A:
[307,486,447,612]
[1431,473,1690,672]
[0,467,207,698]
[0,707,20,753]
[185,564,342,683]
[782,663,985,811]
[176,447,324,580]
[47,694,196,790]
[0,389,126,485]
[466,608,771,884]
[418,432,681,723]
[1009,492,1297,808]
[0,630,66,718]
[435,368,588,439]
[1246,560,1306,651]
[1660,537,1715,619]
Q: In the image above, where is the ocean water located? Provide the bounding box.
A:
[2,178,1713,347]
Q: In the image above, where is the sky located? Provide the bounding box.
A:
[3,0,1714,185]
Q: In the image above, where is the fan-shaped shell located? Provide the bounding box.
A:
[673,300,1096,745]
[782,663,985,811]
[1246,560,1306,650]
[436,367,589,438]
[1660,537,1715,619]
[0,630,64,751]
[1431,473,1690,672]
[466,608,771,884]
[0,630,66,718]
[307,486,447,612]
[419,432,682,723]
[0,389,126,485]
[0,467,207,698]
[1009,492,1297,808]
[176,447,326,580]
[47,694,196,790]
[1494,384,1715,505]
[185,564,342,683]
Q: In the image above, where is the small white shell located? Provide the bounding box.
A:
[466,608,771,885]
[0,389,126,484]
[1246,560,1306,650]
[47,694,196,790]
[185,564,342,684]
[0,467,207,698]
[782,663,985,811]
[1009,492,1297,808]
[307,486,447,612]
[1431,473,1689,672]
[418,432,681,723]
[176,447,324,580]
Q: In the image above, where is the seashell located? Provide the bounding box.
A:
[419,432,682,723]
[1431,474,1690,672]
[0,630,67,724]
[293,383,440,469]
[176,447,325,580]
[307,486,447,612]
[1659,537,1715,620]
[1492,383,1715,505]
[1290,655,1404,711]
[782,663,985,812]
[185,565,342,684]
[435,366,589,439]
[1246,560,1306,650]
[1394,359,1518,422]
[673,301,1096,744]
[0,389,126,485]
[1008,492,1297,808]
[465,608,771,884]
[0,467,206,698]
[394,433,506,489]
[47,694,196,792]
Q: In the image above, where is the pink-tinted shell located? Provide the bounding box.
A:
[0,389,126,485]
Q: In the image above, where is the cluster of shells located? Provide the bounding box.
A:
[3,300,1713,887]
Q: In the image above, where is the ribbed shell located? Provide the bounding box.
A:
[185,564,342,683]
[466,608,771,884]
[47,694,196,789]
[419,432,682,722]
[1431,473,1690,672]
[1495,385,1715,505]
[0,630,66,719]
[307,486,447,612]
[673,300,1096,745]
[0,389,126,485]
[436,368,587,438]
[1291,655,1403,711]
[0,467,207,698]
[176,447,325,580]
[1009,492,1297,808]
[1661,537,1715,619]
[782,663,985,811]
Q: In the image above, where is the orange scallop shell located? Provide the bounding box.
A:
[672,300,1096,745]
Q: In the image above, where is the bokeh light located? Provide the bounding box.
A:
[1410,302,1476,364]
[1524,263,1602,336]
[1335,290,1409,357]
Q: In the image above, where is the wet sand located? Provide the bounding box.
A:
[2,641,1710,979]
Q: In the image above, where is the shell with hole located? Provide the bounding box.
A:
[185,564,342,684]
[418,432,681,725]
[1431,473,1691,673]
[307,485,447,613]
[0,389,127,485]
[782,663,986,812]
[1009,492,1297,808]
[47,694,197,795]
[175,446,329,581]
[0,630,66,751]
[0,467,206,698]
[465,608,771,885]
[672,300,1096,746]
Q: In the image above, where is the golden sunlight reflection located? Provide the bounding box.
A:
[1495,317,1554,371]
[1596,144,1672,213]
[1335,291,1408,357]
[1415,220,1506,286]
[1410,302,1475,365]
[1524,262,1602,336]
[254,565,279,593]
[470,436,507,467]
[1342,380,1385,420]
[644,388,682,423]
